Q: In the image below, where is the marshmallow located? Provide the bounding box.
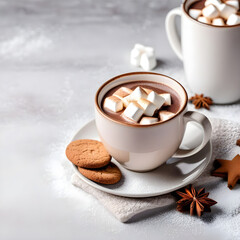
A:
[104,96,123,113]
[113,87,133,107]
[226,1,239,10]
[134,43,145,51]
[159,111,175,122]
[159,93,172,106]
[140,117,159,125]
[147,91,165,109]
[198,16,212,24]
[122,102,144,122]
[113,87,132,100]
[143,88,153,95]
[129,86,148,101]
[189,9,202,19]
[130,44,145,67]
[139,48,157,71]
[212,17,225,25]
[122,94,132,108]
[202,4,219,20]
[205,0,222,9]
[137,98,158,116]
[130,48,142,66]
[227,13,240,25]
[218,3,237,19]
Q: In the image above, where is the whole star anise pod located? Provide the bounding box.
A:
[189,94,213,110]
[175,185,217,217]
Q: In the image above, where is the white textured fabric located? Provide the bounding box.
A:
[71,118,240,222]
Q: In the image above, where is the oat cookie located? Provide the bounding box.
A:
[78,162,122,184]
[66,139,111,168]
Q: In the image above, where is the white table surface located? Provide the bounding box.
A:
[0,0,240,239]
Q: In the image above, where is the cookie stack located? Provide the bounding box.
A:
[66,139,122,184]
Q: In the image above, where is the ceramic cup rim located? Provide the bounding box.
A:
[182,0,240,28]
[95,72,188,128]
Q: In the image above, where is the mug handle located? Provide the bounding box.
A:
[172,111,212,158]
[165,7,183,61]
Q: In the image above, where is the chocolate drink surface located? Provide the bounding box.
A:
[189,0,240,15]
[101,81,181,125]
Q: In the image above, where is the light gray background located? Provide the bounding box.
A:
[0,0,240,240]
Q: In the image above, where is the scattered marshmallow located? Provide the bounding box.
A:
[140,49,157,71]
[189,9,202,19]
[137,98,158,116]
[159,93,172,106]
[104,96,123,113]
[198,16,212,24]
[218,3,237,19]
[147,91,165,109]
[226,1,239,10]
[212,17,225,25]
[134,43,145,51]
[227,13,240,25]
[130,44,145,67]
[122,102,144,122]
[205,0,222,9]
[130,44,157,71]
[129,86,148,101]
[202,4,219,20]
[130,48,142,67]
[159,111,175,122]
[140,117,158,125]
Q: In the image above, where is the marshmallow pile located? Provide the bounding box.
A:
[130,44,157,71]
[189,0,240,26]
[103,86,174,125]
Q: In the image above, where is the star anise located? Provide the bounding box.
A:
[175,185,217,217]
[189,94,213,110]
[236,139,240,147]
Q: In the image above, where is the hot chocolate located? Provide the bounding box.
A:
[188,0,240,26]
[101,81,181,125]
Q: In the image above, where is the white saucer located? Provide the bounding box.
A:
[71,120,212,198]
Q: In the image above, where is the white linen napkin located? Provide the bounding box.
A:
[71,118,240,222]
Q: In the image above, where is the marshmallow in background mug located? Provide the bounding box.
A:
[104,96,123,113]
[159,111,175,122]
[219,3,237,19]
[140,117,158,125]
[147,91,165,109]
[202,4,219,20]
[226,1,239,10]
[189,9,202,19]
[159,93,171,106]
[137,98,158,116]
[205,0,222,9]
[227,13,240,25]
[198,16,212,24]
[139,47,157,71]
[122,102,144,122]
[212,17,225,25]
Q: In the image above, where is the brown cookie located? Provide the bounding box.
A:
[78,162,122,184]
[211,154,240,190]
[66,139,111,168]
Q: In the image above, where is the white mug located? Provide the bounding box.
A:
[166,0,240,104]
[95,72,212,172]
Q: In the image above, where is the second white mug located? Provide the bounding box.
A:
[165,0,240,104]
